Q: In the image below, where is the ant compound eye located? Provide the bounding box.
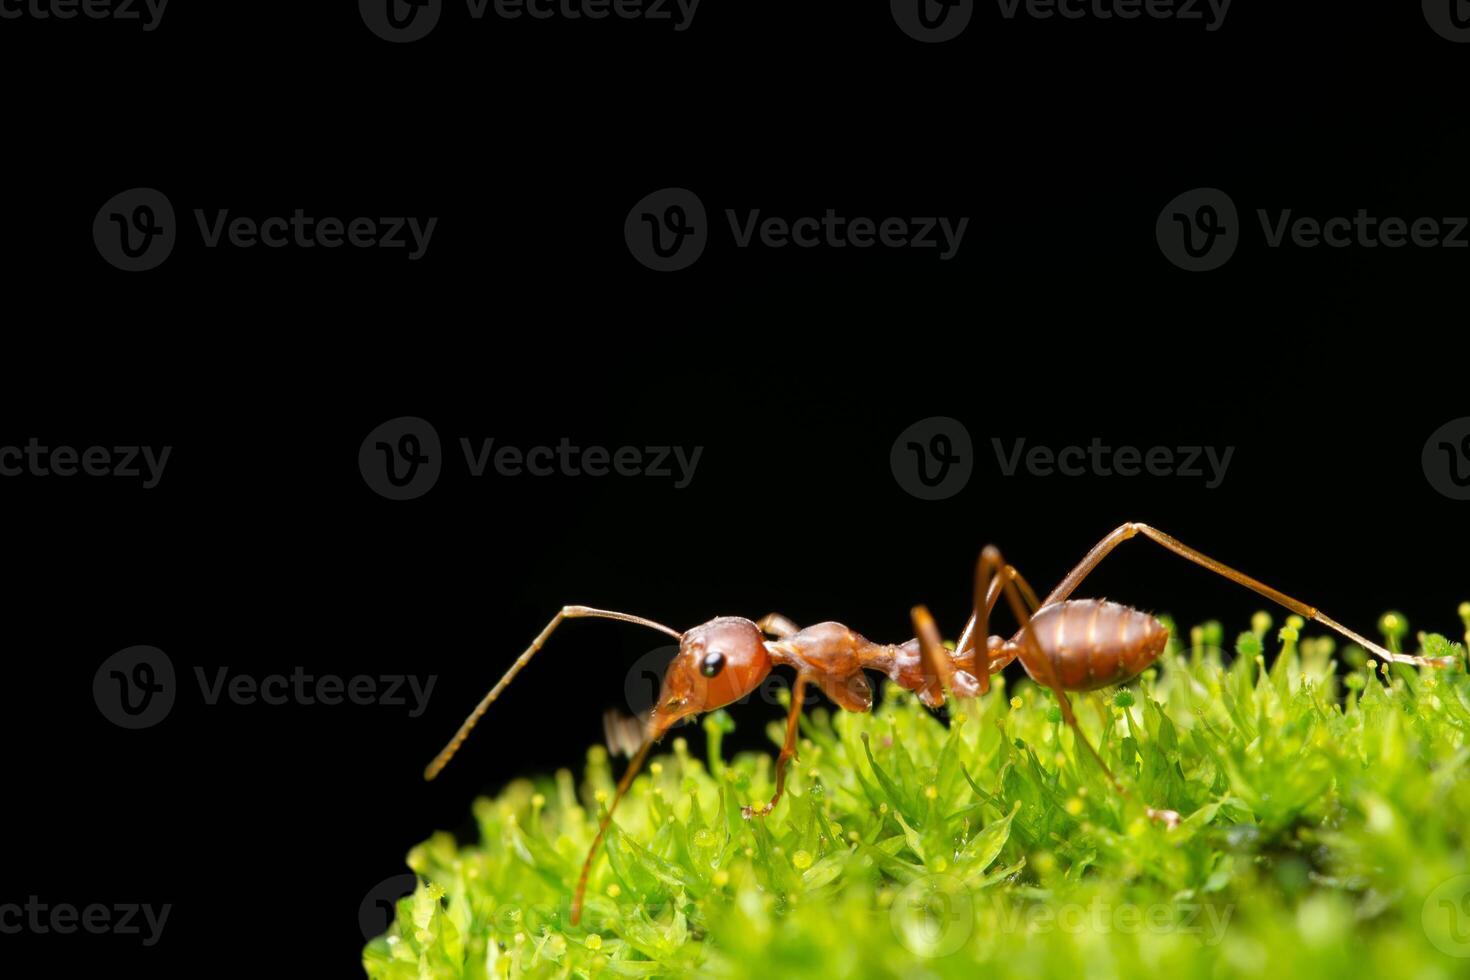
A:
[700,651,726,678]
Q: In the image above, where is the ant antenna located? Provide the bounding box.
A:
[423,605,682,781]
[571,735,656,925]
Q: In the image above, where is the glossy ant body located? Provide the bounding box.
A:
[425,523,1455,925]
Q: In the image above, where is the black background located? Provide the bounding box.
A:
[2,1,1469,976]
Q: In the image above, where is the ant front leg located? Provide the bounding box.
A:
[742,673,809,818]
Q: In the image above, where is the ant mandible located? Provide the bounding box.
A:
[423,522,1457,925]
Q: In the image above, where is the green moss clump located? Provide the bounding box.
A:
[364,611,1470,979]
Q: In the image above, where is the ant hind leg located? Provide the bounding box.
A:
[985,546,1180,829]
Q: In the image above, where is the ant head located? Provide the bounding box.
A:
[648,617,771,738]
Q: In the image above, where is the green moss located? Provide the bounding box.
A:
[364,611,1470,979]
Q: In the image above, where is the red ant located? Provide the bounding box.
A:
[424,522,1457,925]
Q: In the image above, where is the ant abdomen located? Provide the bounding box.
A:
[1017,599,1169,691]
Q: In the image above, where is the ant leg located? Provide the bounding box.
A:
[911,605,956,697]
[1006,565,1044,612]
[742,673,810,819]
[980,547,1118,781]
[757,613,801,639]
[959,563,1043,653]
[984,547,1177,825]
[1042,523,1455,669]
[957,553,1044,694]
[1050,684,1123,792]
[572,736,655,925]
[976,549,1181,822]
[1048,681,1181,827]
